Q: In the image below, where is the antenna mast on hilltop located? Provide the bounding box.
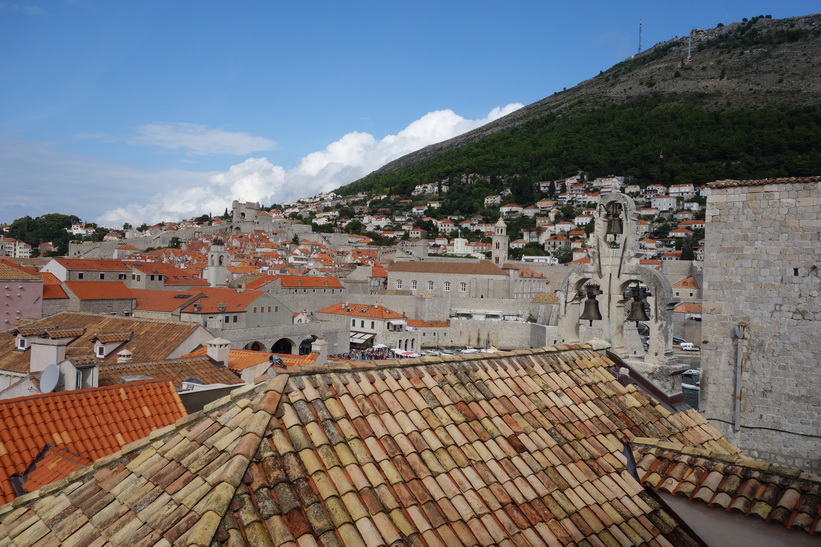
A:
[638,19,643,53]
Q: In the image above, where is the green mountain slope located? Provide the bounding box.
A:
[341,14,821,198]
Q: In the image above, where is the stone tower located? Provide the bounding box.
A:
[206,237,228,287]
[491,217,509,266]
[555,191,677,374]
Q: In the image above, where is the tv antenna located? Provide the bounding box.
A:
[638,19,643,54]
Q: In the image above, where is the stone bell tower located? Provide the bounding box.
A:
[555,191,677,374]
[206,237,228,287]
[491,217,509,266]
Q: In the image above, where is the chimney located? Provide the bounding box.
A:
[206,337,231,367]
[310,337,328,366]
[29,338,68,374]
[193,302,202,313]
[117,349,133,363]
[218,302,227,313]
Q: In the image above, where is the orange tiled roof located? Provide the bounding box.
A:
[316,302,405,320]
[128,262,209,285]
[0,378,185,504]
[177,286,266,313]
[0,346,745,544]
[182,346,318,371]
[406,319,449,328]
[634,438,821,535]
[63,281,134,300]
[673,302,702,314]
[672,276,701,289]
[132,289,202,312]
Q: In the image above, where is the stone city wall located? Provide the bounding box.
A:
[700,178,821,472]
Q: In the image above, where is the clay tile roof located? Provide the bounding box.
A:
[0,262,38,281]
[98,357,243,388]
[633,438,821,536]
[92,331,133,343]
[63,281,134,300]
[672,276,701,289]
[673,302,702,314]
[0,378,185,505]
[316,302,405,319]
[0,312,205,374]
[0,347,743,544]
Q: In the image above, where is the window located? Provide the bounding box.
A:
[99,273,106,280]
[275,306,278,312]
[444,281,451,291]
[118,274,126,280]
[396,279,403,289]
[76,367,94,389]
[427,281,434,291]
[16,338,26,350]
[78,273,84,280]
[460,282,466,292]
[370,321,375,329]
[233,315,238,322]
[411,280,417,290]
[352,319,356,326]
[253,307,257,313]
[225,315,230,323]
[96,345,105,358]
[360,320,365,328]
[268,306,271,312]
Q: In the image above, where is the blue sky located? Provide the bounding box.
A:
[1,1,817,226]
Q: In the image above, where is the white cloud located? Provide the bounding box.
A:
[130,122,278,156]
[101,103,523,224]
[1,104,523,226]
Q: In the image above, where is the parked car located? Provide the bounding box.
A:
[680,342,699,351]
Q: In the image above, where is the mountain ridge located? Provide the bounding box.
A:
[344,13,821,190]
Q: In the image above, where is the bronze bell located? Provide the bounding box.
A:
[624,284,652,326]
[626,300,650,324]
[579,284,603,326]
[605,202,623,235]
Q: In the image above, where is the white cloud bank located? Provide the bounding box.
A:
[131,122,278,155]
[97,104,522,226]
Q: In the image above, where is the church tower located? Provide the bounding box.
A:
[206,237,228,287]
[491,217,509,266]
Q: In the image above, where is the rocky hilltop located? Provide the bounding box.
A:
[358,13,821,180]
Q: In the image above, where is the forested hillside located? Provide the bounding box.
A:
[341,14,821,199]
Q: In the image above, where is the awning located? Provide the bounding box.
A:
[349,332,375,344]
[387,320,406,327]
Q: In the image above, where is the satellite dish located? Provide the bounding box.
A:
[40,364,59,393]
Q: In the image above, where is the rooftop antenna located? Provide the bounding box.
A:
[638,19,643,54]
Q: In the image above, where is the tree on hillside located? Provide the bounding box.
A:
[7,213,80,256]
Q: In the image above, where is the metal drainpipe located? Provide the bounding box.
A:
[732,324,747,432]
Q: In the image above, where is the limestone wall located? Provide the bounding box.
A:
[700,178,821,472]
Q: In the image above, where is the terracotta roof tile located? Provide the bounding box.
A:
[0,348,746,544]
[634,437,821,536]
[0,378,185,505]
